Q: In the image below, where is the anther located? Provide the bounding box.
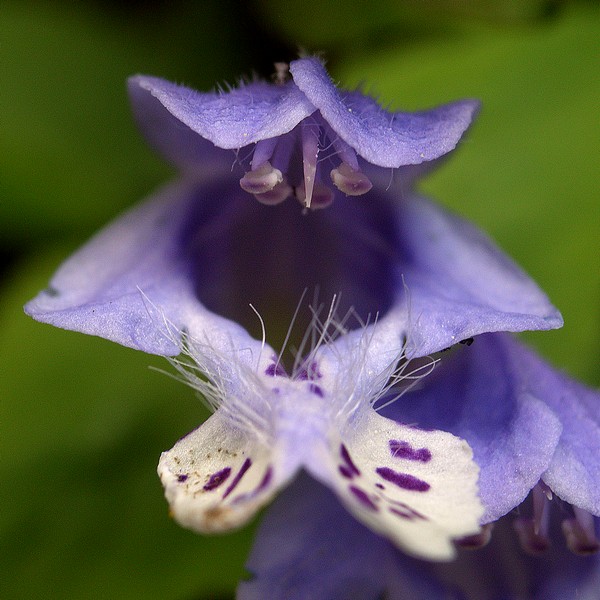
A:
[295,182,334,210]
[331,162,373,196]
[456,523,494,550]
[513,483,551,555]
[254,180,293,206]
[562,507,600,555]
[239,161,283,195]
[272,62,290,85]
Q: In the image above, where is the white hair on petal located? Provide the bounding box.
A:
[136,281,439,442]
[137,288,273,442]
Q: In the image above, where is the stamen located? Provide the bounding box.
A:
[456,523,494,550]
[513,483,551,555]
[301,123,320,208]
[239,161,283,195]
[254,180,293,206]
[251,138,279,170]
[295,182,334,210]
[272,62,290,85]
[562,507,600,555]
[331,135,359,170]
[331,162,373,197]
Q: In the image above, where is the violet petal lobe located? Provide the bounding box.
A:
[289,57,479,167]
[240,475,600,599]
[24,177,271,364]
[128,76,228,173]
[158,411,291,534]
[510,341,600,516]
[129,75,316,153]
[315,190,563,380]
[381,333,597,523]
[390,193,563,358]
[238,473,448,600]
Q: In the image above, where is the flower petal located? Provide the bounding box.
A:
[128,77,228,173]
[306,408,483,561]
[158,411,290,533]
[505,341,600,516]
[243,478,600,599]
[239,474,448,600]
[25,174,562,367]
[289,57,479,167]
[24,177,270,364]
[381,333,565,523]
[128,75,316,155]
[315,191,563,376]
[390,194,563,358]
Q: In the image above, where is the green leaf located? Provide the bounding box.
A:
[0,2,241,244]
[255,0,562,49]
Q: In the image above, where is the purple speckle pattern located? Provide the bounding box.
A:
[231,465,273,505]
[388,505,427,521]
[296,361,322,381]
[349,485,379,511]
[255,465,273,493]
[222,458,252,499]
[376,467,431,492]
[202,467,231,491]
[177,474,188,483]
[336,441,431,524]
[265,363,286,377]
[340,444,361,478]
[338,465,354,479]
[308,383,324,397]
[389,440,432,463]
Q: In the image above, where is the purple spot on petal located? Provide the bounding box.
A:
[297,361,322,381]
[177,474,188,483]
[389,507,414,520]
[308,383,324,397]
[388,504,427,521]
[231,466,273,504]
[255,466,273,493]
[382,497,426,520]
[340,444,361,477]
[223,458,252,499]
[389,440,432,463]
[203,467,231,491]
[265,363,286,377]
[349,486,379,511]
[376,467,430,492]
[375,483,385,490]
[338,465,354,479]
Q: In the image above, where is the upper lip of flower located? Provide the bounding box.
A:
[128,56,480,208]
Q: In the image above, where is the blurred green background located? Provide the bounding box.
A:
[1,1,598,598]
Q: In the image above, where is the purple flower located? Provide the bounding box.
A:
[24,58,575,562]
[239,473,600,600]
[382,332,600,555]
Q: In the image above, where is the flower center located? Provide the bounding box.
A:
[239,117,373,210]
